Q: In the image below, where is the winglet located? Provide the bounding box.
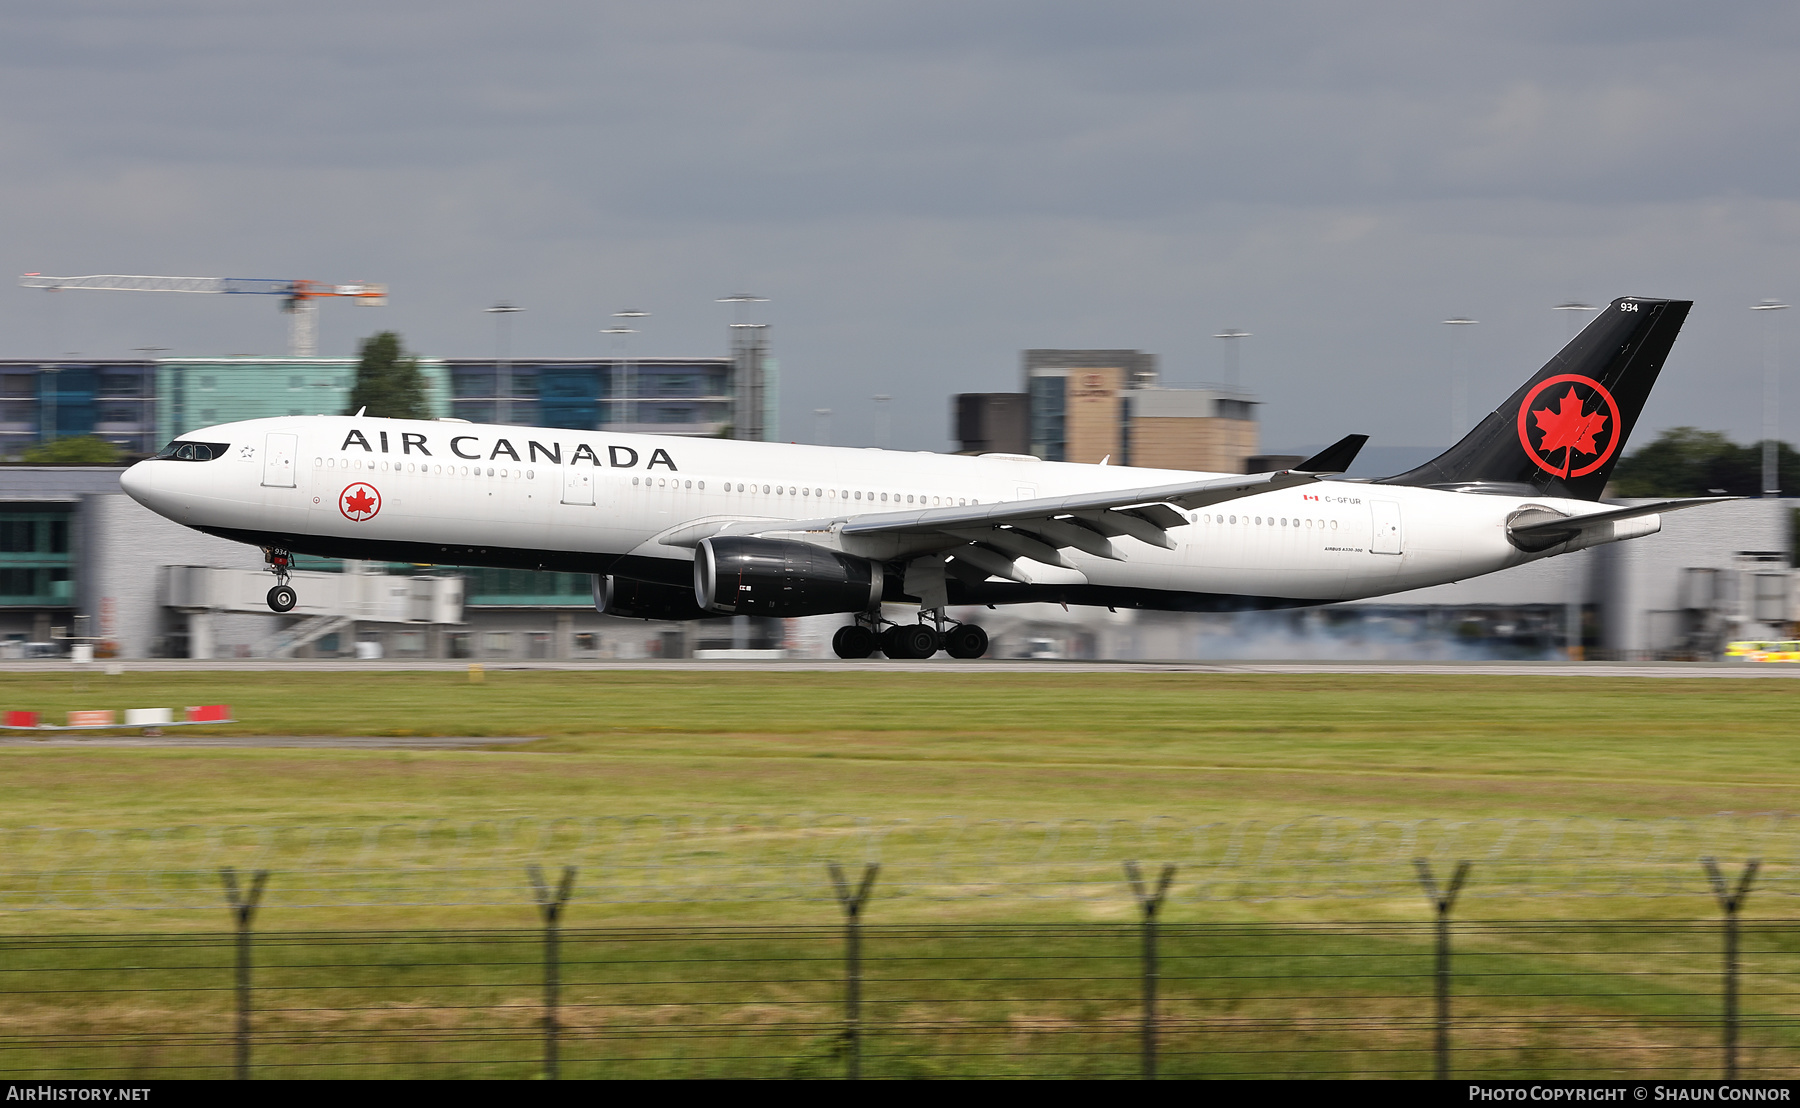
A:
[1296,434,1369,475]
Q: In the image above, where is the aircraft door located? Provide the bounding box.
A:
[261,433,298,488]
[1370,500,1403,555]
[561,465,595,505]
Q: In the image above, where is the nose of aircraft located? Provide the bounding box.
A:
[119,459,155,506]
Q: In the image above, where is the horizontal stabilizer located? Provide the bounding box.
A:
[1506,496,1738,552]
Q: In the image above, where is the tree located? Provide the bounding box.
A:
[346,332,429,420]
[1608,427,1800,498]
[19,436,122,464]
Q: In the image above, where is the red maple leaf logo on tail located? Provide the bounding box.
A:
[1532,387,1608,476]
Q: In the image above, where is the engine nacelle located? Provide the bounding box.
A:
[593,574,716,621]
[694,537,883,617]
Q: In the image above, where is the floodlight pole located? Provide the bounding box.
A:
[486,303,523,425]
[873,395,891,450]
[600,322,639,429]
[719,294,770,441]
[1553,304,1600,659]
[1213,330,1250,390]
[1752,301,1789,498]
[613,311,649,428]
[1442,319,1478,444]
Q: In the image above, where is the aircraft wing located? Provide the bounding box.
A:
[655,436,1369,588]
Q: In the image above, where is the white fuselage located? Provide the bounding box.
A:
[122,415,1614,608]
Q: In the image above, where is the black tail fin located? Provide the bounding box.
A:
[1379,296,1691,500]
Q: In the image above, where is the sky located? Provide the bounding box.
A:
[5,1,1799,455]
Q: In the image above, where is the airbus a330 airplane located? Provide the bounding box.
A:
[122,296,1728,659]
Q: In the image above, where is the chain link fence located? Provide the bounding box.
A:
[2,813,1797,911]
[4,917,1797,1080]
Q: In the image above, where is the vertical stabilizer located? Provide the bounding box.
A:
[1380,297,1691,500]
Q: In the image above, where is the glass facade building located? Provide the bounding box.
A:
[445,358,735,435]
[1,354,740,456]
[0,361,159,456]
[157,357,449,439]
[0,508,73,608]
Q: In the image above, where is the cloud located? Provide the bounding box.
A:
[2,1,1798,451]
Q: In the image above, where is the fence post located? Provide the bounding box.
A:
[1124,861,1177,1080]
[828,861,879,1080]
[1413,859,1470,1082]
[219,867,269,1082]
[1702,856,1760,1081]
[528,864,578,1081]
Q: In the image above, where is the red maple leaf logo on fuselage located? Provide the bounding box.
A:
[341,484,379,520]
[1531,387,1608,475]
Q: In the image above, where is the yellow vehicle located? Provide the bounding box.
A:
[1725,640,1800,662]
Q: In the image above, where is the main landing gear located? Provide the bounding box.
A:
[263,547,297,613]
[831,611,988,660]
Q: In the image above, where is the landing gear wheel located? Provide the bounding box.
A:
[832,625,876,659]
[878,625,906,658]
[945,623,988,659]
[267,584,297,613]
[892,623,940,659]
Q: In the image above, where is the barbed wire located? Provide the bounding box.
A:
[0,813,1793,911]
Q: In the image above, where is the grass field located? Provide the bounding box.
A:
[1,669,1796,829]
[0,669,1794,1078]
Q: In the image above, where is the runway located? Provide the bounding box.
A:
[3,658,1797,677]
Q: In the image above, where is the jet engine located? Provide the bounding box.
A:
[593,574,716,620]
[694,536,883,617]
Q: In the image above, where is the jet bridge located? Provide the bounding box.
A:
[162,561,462,658]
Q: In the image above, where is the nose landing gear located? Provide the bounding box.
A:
[263,547,297,613]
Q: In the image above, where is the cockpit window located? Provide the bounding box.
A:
[154,441,230,462]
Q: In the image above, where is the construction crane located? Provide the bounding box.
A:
[18,274,387,356]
